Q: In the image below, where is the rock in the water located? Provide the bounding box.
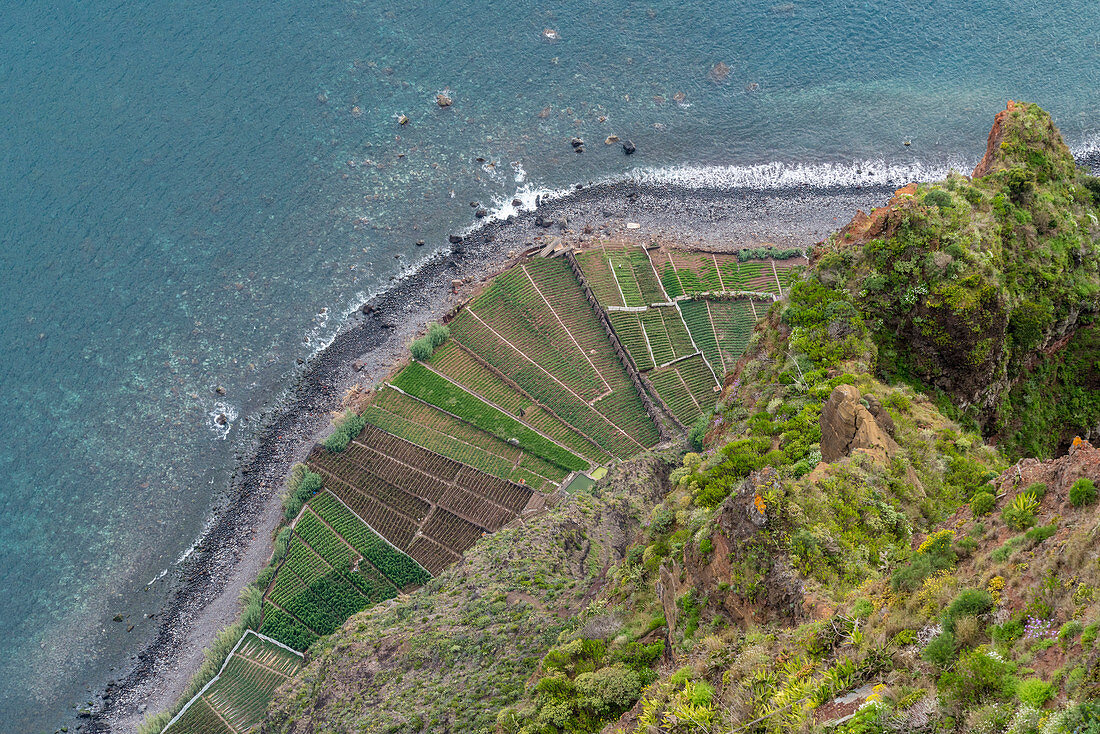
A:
[397,113,409,125]
[448,234,463,244]
[622,140,636,155]
[215,414,228,426]
[542,28,560,42]
[709,61,731,83]
[605,134,619,144]
[570,137,584,148]
[475,208,488,218]
[436,93,453,108]
[215,385,226,395]
[360,302,374,314]
[415,239,425,247]
[819,385,898,464]
[511,198,522,207]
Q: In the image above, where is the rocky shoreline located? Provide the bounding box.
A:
[88,178,895,734]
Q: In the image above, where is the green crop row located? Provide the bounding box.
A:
[259,606,318,651]
[392,362,586,471]
[309,491,431,588]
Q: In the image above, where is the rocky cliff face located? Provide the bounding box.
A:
[657,467,804,636]
[821,101,1100,443]
[819,384,898,464]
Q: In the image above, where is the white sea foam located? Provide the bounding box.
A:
[511,160,527,183]
[1072,134,1100,159]
[627,157,971,190]
[472,155,977,230]
[147,508,218,585]
[206,400,238,440]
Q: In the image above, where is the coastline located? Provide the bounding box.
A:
[94,178,897,733]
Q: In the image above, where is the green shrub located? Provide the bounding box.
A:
[1024,523,1057,545]
[321,411,366,453]
[1071,478,1098,507]
[1016,677,1054,708]
[991,619,1023,645]
[942,589,994,633]
[922,630,957,669]
[284,466,324,521]
[1060,620,1084,649]
[1082,622,1100,649]
[891,530,957,592]
[939,649,1015,705]
[1025,481,1048,500]
[1002,492,1040,530]
[410,336,433,361]
[970,491,996,516]
[955,536,978,556]
[851,599,874,619]
[426,322,450,348]
[924,188,954,209]
[688,413,708,451]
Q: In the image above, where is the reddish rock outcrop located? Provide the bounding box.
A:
[656,468,804,632]
[819,385,899,464]
[972,100,1018,179]
[994,437,1100,515]
[834,183,917,247]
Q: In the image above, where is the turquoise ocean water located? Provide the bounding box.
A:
[1,0,1098,729]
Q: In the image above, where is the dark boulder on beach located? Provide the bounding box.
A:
[360,302,374,314]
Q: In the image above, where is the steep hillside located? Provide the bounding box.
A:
[818,101,1100,455]
[262,103,1100,734]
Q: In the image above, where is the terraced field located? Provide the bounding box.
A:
[677,300,721,372]
[360,387,563,491]
[575,244,670,307]
[447,258,660,458]
[573,248,625,307]
[426,341,612,465]
[308,423,534,573]
[164,247,783,732]
[258,485,425,651]
[609,304,698,374]
[390,362,586,472]
[647,353,719,426]
[162,631,304,734]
